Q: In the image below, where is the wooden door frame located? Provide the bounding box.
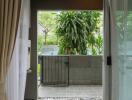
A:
[25,0,103,100]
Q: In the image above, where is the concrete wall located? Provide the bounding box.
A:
[40,56,102,85]
[69,56,102,85]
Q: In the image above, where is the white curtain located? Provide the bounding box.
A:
[6,0,30,100]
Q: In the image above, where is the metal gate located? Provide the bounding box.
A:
[40,56,69,86]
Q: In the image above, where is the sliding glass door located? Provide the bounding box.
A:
[110,0,132,100]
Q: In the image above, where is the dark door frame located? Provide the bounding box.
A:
[25,0,103,100]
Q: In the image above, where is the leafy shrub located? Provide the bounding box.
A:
[56,11,102,55]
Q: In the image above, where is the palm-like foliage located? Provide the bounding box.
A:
[56,11,101,55]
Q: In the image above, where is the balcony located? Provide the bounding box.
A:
[38,55,103,100]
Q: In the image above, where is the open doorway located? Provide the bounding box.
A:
[37,11,104,100]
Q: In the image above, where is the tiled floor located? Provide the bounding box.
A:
[38,85,103,100]
[38,97,102,100]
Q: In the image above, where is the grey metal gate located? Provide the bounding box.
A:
[40,56,69,86]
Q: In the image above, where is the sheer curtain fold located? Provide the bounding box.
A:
[0,0,22,99]
[6,0,30,100]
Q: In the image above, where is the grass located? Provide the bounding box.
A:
[38,64,41,78]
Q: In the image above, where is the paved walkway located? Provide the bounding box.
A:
[38,85,103,100]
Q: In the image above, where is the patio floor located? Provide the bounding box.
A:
[38,85,103,100]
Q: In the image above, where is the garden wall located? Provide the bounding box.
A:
[69,56,102,85]
[39,55,102,85]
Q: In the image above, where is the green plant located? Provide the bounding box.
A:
[56,11,101,55]
[38,11,58,45]
[37,11,59,54]
[37,34,45,53]
[87,33,97,55]
[56,11,88,55]
[95,34,103,55]
[38,64,41,78]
